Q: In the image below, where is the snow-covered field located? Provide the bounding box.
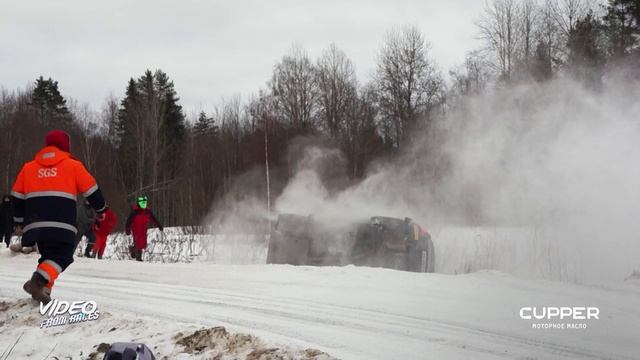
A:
[1,247,639,359]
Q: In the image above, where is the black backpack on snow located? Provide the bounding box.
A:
[103,342,156,360]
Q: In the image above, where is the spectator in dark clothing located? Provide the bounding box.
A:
[76,200,96,257]
[0,195,13,247]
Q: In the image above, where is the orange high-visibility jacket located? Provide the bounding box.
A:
[11,146,106,242]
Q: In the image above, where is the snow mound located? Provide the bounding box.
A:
[175,327,332,359]
[0,297,333,359]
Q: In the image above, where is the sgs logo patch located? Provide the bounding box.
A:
[38,168,58,178]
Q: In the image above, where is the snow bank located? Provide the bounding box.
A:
[0,298,332,359]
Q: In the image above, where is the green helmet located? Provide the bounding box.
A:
[137,195,148,209]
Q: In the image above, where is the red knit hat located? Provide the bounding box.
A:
[45,130,70,152]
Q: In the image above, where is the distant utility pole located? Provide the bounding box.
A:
[264,114,272,234]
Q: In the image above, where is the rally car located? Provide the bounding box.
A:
[266,214,435,272]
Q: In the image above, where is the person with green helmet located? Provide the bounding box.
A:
[125,195,163,261]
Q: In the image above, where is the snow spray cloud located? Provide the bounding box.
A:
[205,72,640,283]
[429,73,640,283]
[272,138,412,225]
[201,168,272,264]
[205,167,270,235]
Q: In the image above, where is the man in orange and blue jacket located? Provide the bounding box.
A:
[11,130,107,304]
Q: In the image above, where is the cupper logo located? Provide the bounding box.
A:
[39,300,100,329]
[519,306,599,329]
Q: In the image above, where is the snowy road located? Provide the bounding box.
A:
[1,250,639,359]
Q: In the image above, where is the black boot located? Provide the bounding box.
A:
[23,273,51,304]
[135,249,143,262]
[84,244,92,258]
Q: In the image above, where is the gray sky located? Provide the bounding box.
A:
[0,0,483,116]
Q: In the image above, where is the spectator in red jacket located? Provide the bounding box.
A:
[125,195,162,261]
[92,208,116,259]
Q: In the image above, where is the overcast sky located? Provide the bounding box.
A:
[0,0,483,116]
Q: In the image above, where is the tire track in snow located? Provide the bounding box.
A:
[0,268,630,360]
[56,275,624,360]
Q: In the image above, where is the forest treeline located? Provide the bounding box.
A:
[0,0,638,229]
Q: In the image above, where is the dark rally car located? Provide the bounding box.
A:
[267,214,435,273]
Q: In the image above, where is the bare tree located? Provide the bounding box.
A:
[270,46,320,132]
[101,94,119,146]
[315,44,359,138]
[345,85,383,178]
[536,0,564,72]
[247,91,276,230]
[557,0,600,71]
[551,0,594,38]
[70,101,103,172]
[519,0,540,72]
[478,0,522,81]
[375,25,444,148]
[449,50,492,101]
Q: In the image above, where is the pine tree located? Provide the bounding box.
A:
[116,70,186,222]
[31,76,71,125]
[603,0,640,59]
[116,78,142,190]
[153,70,185,179]
[567,11,606,83]
[194,111,218,136]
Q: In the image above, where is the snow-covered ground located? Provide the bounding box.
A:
[1,248,639,359]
